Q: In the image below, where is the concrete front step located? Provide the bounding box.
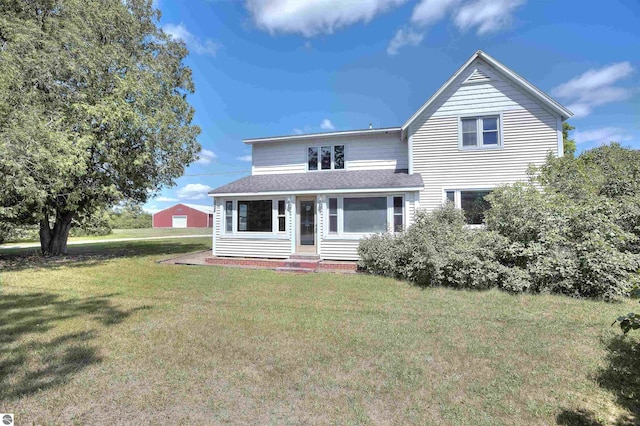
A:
[275,267,316,273]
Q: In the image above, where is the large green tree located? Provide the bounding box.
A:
[0,0,200,255]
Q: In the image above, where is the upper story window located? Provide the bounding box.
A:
[460,116,500,149]
[308,145,345,171]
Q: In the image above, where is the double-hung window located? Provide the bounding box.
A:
[326,195,405,235]
[460,116,500,149]
[224,201,233,233]
[277,200,286,232]
[308,145,345,171]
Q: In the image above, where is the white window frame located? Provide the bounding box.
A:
[221,198,288,238]
[324,194,405,239]
[442,189,492,227]
[224,200,233,233]
[276,200,286,233]
[458,114,503,150]
[306,144,346,171]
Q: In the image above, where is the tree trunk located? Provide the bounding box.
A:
[40,211,74,256]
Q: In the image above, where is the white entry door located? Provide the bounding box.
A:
[172,215,188,228]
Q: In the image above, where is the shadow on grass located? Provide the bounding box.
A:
[0,240,210,272]
[0,292,150,402]
[557,336,640,426]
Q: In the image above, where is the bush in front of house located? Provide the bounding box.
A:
[359,183,639,300]
[358,203,510,291]
[486,183,639,299]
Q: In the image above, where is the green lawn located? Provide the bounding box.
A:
[1,227,211,247]
[0,239,638,425]
[69,227,211,241]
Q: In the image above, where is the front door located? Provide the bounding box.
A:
[296,197,316,253]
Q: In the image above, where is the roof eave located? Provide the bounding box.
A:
[208,186,424,197]
[401,50,573,132]
[244,127,402,145]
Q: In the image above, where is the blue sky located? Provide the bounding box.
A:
[144,0,639,212]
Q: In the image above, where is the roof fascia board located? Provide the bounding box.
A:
[401,52,480,132]
[401,51,573,132]
[208,186,424,198]
[244,127,401,144]
[480,51,573,119]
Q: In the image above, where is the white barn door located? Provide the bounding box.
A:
[172,215,188,228]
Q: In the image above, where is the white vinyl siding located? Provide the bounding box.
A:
[317,192,418,261]
[252,133,407,175]
[213,197,293,259]
[410,60,560,122]
[409,58,560,212]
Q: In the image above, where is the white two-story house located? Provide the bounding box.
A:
[208,51,573,261]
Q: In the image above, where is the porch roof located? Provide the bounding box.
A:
[208,169,424,197]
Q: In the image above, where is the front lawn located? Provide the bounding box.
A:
[1,227,211,246]
[0,240,638,424]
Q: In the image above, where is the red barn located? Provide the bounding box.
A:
[152,203,214,228]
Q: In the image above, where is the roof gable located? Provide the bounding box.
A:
[402,50,573,132]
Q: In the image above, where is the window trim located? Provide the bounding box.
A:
[222,198,287,236]
[276,200,286,233]
[323,194,405,238]
[458,114,503,150]
[442,189,492,226]
[306,144,347,172]
[224,200,233,233]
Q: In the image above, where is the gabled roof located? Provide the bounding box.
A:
[181,203,214,214]
[401,50,573,132]
[208,169,423,197]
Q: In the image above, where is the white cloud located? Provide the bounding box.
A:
[320,119,335,131]
[195,149,217,165]
[574,127,632,145]
[163,23,221,56]
[387,27,425,55]
[552,62,634,118]
[176,183,213,200]
[411,0,461,26]
[156,196,179,202]
[388,0,526,55]
[143,205,161,214]
[454,0,525,35]
[245,0,407,37]
[236,155,253,162]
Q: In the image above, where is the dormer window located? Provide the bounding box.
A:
[308,145,345,171]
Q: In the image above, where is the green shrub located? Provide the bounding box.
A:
[70,210,112,237]
[359,204,507,291]
[485,183,639,299]
[360,144,640,300]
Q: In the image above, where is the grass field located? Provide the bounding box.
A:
[0,227,211,248]
[1,238,638,425]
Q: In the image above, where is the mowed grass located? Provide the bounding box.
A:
[1,239,638,425]
[1,227,211,246]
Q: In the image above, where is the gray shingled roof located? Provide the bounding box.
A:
[209,169,424,195]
